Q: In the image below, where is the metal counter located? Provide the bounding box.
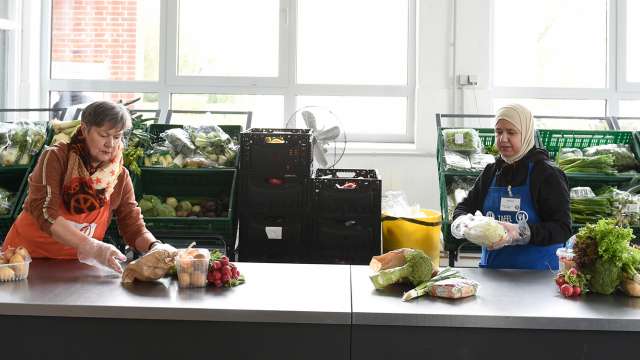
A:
[350,266,640,360]
[0,260,351,360]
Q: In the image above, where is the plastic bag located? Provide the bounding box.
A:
[182,154,215,169]
[442,129,482,153]
[0,120,47,167]
[188,125,238,167]
[583,144,638,172]
[470,153,495,170]
[451,211,506,247]
[381,191,427,218]
[444,151,471,170]
[143,143,176,168]
[429,278,479,299]
[569,187,596,199]
[161,128,196,157]
[556,148,583,163]
[0,187,14,216]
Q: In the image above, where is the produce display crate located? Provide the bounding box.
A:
[239,128,313,179]
[436,124,499,265]
[238,213,308,263]
[133,168,238,253]
[538,129,640,184]
[0,167,30,240]
[144,123,243,168]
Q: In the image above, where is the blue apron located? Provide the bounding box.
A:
[480,162,561,270]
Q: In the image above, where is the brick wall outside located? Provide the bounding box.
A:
[52,0,139,102]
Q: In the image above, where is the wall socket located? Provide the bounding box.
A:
[458,74,478,87]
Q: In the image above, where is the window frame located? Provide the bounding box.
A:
[1,0,19,109]
[490,0,640,119]
[41,0,417,144]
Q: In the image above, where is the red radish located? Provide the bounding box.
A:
[555,274,566,287]
[213,261,222,270]
[568,268,578,276]
[560,284,574,297]
[221,256,229,266]
[572,286,582,296]
[222,274,230,283]
[214,280,223,288]
[213,271,222,281]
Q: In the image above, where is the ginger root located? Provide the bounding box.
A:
[121,248,177,283]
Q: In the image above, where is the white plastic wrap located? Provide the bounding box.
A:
[450,211,507,247]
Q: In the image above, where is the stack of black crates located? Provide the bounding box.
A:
[310,169,381,265]
[239,127,382,265]
[238,129,313,263]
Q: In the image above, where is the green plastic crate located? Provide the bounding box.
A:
[537,129,638,160]
[0,168,30,241]
[132,168,238,248]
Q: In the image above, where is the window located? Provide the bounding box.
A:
[0,0,17,109]
[493,0,607,88]
[46,0,416,144]
[297,0,408,85]
[177,0,279,78]
[492,0,640,124]
[171,94,283,128]
[50,0,159,81]
[49,91,158,120]
[492,98,608,130]
[623,0,640,83]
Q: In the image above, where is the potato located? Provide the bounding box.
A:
[9,254,27,277]
[0,267,15,281]
[178,272,191,288]
[190,271,207,287]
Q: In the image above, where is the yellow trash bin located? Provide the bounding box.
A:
[381,209,442,269]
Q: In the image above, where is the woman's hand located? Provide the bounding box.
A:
[77,238,127,273]
[487,221,531,250]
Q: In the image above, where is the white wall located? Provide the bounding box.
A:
[340,0,492,212]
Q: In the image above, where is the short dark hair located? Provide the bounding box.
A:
[81,101,132,131]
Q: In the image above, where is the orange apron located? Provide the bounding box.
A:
[2,201,111,259]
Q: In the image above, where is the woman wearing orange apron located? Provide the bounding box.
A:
[2,101,172,273]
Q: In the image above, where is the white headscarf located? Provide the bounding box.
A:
[494,104,535,164]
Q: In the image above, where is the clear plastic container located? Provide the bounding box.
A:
[175,248,210,288]
[0,259,31,282]
[556,247,575,272]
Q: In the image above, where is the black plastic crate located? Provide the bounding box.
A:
[239,128,313,178]
[312,169,381,218]
[238,174,308,215]
[311,216,381,265]
[133,168,237,249]
[238,214,308,263]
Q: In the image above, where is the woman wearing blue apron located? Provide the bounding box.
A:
[452,104,571,270]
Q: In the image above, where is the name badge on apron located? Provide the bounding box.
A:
[500,197,521,212]
[69,221,98,238]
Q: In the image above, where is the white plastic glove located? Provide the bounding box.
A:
[488,221,531,250]
[77,238,127,273]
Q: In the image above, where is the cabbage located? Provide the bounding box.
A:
[451,211,507,247]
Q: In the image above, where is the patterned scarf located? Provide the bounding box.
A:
[62,127,123,215]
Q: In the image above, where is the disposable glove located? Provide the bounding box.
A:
[488,221,531,250]
[77,237,127,273]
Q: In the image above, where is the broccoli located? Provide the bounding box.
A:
[369,249,433,290]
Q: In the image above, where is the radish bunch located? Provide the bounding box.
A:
[555,267,588,298]
[207,250,245,288]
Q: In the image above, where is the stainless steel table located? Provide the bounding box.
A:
[0,260,351,360]
[350,266,640,360]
